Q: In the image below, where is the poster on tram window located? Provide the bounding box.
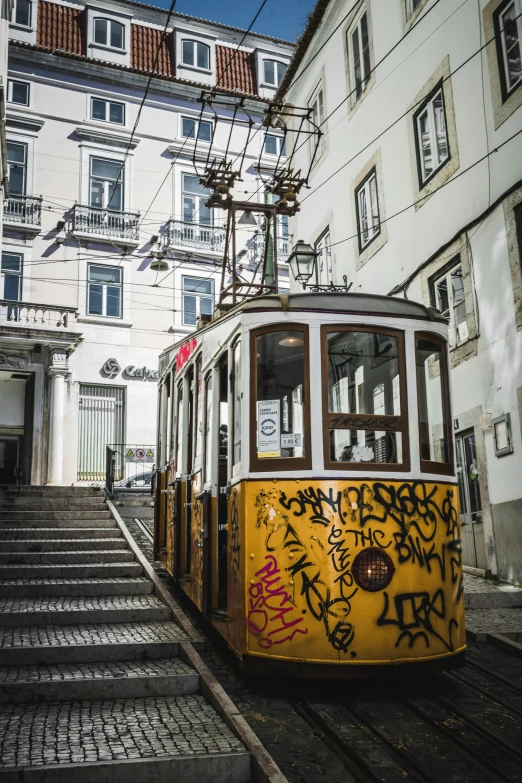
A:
[257,400,280,458]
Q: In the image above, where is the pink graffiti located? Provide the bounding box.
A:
[247,554,309,649]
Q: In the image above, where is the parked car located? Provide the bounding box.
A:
[114,471,152,490]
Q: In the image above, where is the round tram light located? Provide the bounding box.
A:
[351,547,394,592]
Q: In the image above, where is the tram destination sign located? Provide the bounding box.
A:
[257,400,280,458]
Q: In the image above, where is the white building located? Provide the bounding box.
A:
[0,0,294,487]
[281,0,522,584]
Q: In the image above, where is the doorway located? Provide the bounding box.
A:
[456,430,487,570]
[0,370,33,484]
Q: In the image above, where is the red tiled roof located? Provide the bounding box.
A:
[131,24,174,76]
[37,1,85,55]
[216,46,257,94]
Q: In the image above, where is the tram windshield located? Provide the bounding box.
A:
[255,329,306,460]
[324,329,404,465]
[416,336,450,466]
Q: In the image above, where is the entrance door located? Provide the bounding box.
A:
[0,369,32,484]
[0,437,21,484]
[456,430,487,570]
[78,385,125,481]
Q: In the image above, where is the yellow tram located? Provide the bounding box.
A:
[154,292,465,675]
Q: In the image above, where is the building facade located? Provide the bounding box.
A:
[0,0,294,487]
[281,0,522,584]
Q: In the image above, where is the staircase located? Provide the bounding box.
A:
[0,485,251,782]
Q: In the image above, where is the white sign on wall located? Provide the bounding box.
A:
[257,400,280,458]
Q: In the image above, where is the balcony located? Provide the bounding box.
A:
[246,232,291,266]
[3,194,43,236]
[72,204,140,247]
[0,300,78,329]
[167,219,226,256]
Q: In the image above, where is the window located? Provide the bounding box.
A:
[89,157,124,211]
[314,229,332,285]
[8,80,30,106]
[204,375,212,483]
[1,253,23,301]
[87,265,122,318]
[93,18,125,50]
[195,359,203,465]
[251,326,310,470]
[414,86,449,186]
[406,0,424,17]
[431,261,468,348]
[182,276,214,326]
[263,60,286,87]
[355,169,380,250]
[7,141,27,196]
[264,134,286,157]
[183,173,212,226]
[91,98,125,125]
[322,327,408,470]
[348,9,371,100]
[496,0,522,96]
[181,117,212,142]
[232,342,241,471]
[12,0,31,27]
[181,40,210,70]
[309,86,326,159]
[415,334,452,472]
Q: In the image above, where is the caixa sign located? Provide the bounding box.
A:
[101,358,159,381]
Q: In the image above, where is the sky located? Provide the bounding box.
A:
[156,0,316,42]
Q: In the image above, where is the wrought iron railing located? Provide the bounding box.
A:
[73,204,140,242]
[4,194,42,227]
[105,443,156,497]
[167,219,226,253]
[0,299,78,328]
[245,232,291,267]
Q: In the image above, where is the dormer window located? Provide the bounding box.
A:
[94,18,125,50]
[182,40,210,70]
[263,60,286,87]
[12,0,31,27]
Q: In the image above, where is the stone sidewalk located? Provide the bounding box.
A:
[464,571,522,637]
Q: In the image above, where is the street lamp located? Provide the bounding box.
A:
[287,239,352,292]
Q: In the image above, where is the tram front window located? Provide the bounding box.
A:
[324,328,407,466]
[416,336,450,467]
[255,329,306,460]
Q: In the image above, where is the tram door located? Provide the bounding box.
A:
[456,431,486,570]
[216,354,229,611]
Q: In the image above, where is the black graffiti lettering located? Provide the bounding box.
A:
[279,487,343,526]
[396,630,430,649]
[378,589,454,651]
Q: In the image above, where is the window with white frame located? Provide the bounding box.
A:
[11,0,31,27]
[7,141,27,195]
[355,169,380,251]
[87,265,122,318]
[181,40,210,70]
[315,229,332,285]
[414,85,449,186]
[348,8,371,101]
[89,158,124,212]
[183,174,212,226]
[263,60,286,87]
[431,260,468,348]
[496,0,522,96]
[264,134,286,156]
[182,276,214,326]
[91,98,125,125]
[309,85,326,158]
[181,117,212,142]
[93,18,125,50]
[7,80,30,106]
[1,253,23,301]
[406,0,424,17]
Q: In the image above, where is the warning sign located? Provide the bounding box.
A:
[125,446,155,464]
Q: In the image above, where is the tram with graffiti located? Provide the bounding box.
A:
[153,292,465,676]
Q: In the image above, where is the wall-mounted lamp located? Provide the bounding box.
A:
[287,239,352,293]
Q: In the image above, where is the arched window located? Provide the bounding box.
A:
[93,18,125,50]
[182,40,210,70]
[263,60,287,87]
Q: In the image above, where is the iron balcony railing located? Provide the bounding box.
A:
[73,204,140,242]
[246,232,291,267]
[0,299,78,328]
[167,219,226,254]
[4,194,42,227]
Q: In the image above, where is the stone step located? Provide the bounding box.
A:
[0,696,249,783]
[0,659,199,702]
[0,595,171,626]
[0,562,143,579]
[2,497,107,509]
[0,518,117,529]
[0,550,134,565]
[0,538,125,552]
[0,485,101,496]
[0,527,122,540]
[0,621,191,665]
[0,576,153,597]
[0,510,112,520]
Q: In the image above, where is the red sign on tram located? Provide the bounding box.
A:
[176,338,198,372]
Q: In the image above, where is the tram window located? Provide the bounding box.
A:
[416,335,451,470]
[204,375,212,483]
[194,359,203,467]
[175,384,183,473]
[253,327,309,465]
[232,342,241,472]
[322,327,409,470]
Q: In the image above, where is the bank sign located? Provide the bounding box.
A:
[101,358,159,381]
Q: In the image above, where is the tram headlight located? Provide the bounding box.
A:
[351,547,394,591]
